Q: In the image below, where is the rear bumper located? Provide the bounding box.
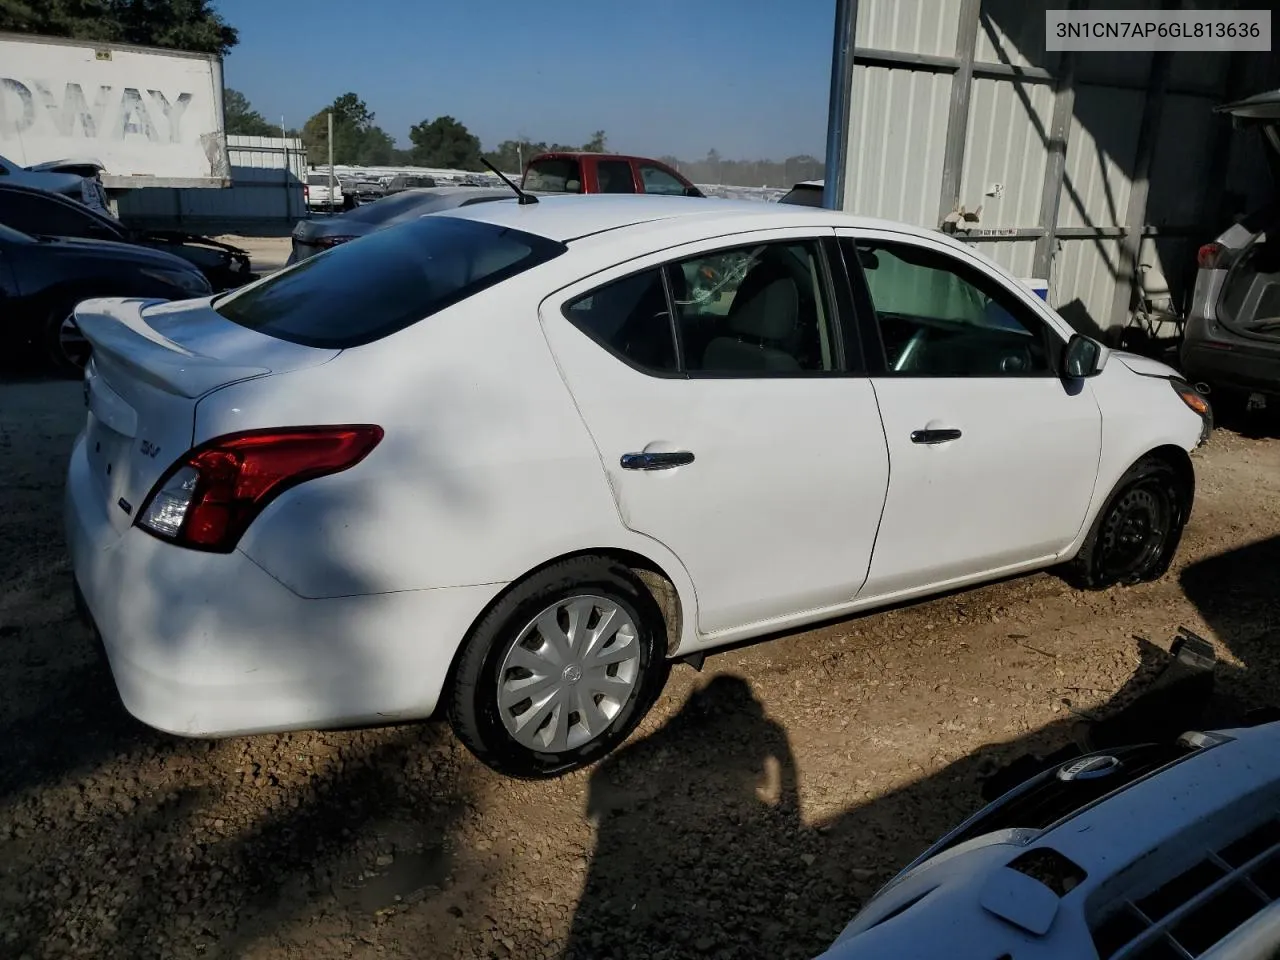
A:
[1182,336,1280,396]
[64,433,501,738]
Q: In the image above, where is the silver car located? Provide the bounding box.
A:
[287,186,505,263]
[1180,88,1280,414]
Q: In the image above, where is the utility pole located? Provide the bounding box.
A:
[327,111,335,214]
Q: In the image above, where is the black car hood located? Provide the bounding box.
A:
[40,235,202,271]
[129,231,253,290]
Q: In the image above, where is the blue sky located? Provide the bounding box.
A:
[214,0,835,160]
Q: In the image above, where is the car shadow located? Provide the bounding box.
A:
[563,537,1280,959]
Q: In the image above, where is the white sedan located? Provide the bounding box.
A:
[64,195,1212,778]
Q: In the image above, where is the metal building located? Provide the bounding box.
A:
[828,0,1278,339]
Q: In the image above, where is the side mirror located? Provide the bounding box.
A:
[1062,333,1102,378]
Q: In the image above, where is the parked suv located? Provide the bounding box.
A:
[521,152,702,197]
[1181,88,1280,412]
[303,173,344,211]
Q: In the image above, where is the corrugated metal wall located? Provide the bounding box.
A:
[845,65,952,225]
[839,0,1279,337]
[116,135,306,224]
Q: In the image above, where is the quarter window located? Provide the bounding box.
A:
[563,269,677,373]
[596,160,636,194]
[853,240,1056,376]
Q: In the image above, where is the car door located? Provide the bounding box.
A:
[836,228,1103,598]
[540,229,890,639]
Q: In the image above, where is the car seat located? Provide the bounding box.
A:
[701,252,804,372]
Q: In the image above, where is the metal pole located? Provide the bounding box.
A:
[823,0,858,210]
[327,111,335,214]
[281,115,290,218]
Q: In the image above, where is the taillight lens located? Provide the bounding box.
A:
[135,425,383,552]
[314,235,356,250]
[1197,242,1224,269]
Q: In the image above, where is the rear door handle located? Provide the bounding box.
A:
[910,428,962,444]
[620,451,695,470]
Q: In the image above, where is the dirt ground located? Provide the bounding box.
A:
[213,235,293,275]
[2,378,1279,960]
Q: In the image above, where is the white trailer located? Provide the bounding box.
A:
[0,32,229,189]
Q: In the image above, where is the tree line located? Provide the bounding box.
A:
[0,0,237,56]
[228,90,824,185]
[0,5,823,187]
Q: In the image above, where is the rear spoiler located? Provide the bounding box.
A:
[74,298,268,399]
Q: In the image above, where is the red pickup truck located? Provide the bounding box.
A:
[521,152,703,198]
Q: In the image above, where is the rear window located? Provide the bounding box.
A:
[214,216,566,348]
[307,174,332,187]
[779,184,824,207]
[342,190,443,224]
[524,158,582,193]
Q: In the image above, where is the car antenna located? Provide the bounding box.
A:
[481,157,538,205]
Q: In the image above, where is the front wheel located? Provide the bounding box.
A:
[1067,456,1190,589]
[448,557,671,779]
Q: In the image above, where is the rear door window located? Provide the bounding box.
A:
[214,216,566,348]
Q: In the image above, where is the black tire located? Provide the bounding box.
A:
[43,302,91,377]
[1067,456,1190,589]
[448,556,671,779]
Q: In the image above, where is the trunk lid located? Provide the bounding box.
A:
[75,296,340,535]
[1218,88,1280,179]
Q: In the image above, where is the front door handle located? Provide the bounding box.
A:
[910,428,962,444]
[620,451,695,470]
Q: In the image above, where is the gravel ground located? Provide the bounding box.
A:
[2,378,1279,960]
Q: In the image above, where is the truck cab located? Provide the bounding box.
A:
[520,152,702,197]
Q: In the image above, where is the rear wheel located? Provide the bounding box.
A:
[1067,456,1189,589]
[448,556,671,778]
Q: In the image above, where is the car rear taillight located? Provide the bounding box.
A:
[314,235,356,250]
[135,425,383,552]
[1197,242,1224,269]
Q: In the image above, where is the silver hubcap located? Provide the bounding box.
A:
[497,595,641,753]
[59,315,89,364]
